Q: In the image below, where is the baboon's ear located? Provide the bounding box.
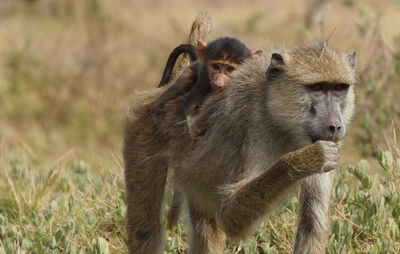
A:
[346,51,356,69]
[265,53,285,81]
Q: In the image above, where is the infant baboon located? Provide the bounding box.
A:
[152,37,260,139]
[123,41,357,254]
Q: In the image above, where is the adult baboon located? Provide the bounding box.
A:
[123,41,356,254]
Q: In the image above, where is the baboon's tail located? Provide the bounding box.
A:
[158,12,212,88]
[124,104,169,254]
[168,12,212,84]
[158,44,197,88]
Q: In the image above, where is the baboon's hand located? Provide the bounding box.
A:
[318,140,340,172]
[282,140,340,179]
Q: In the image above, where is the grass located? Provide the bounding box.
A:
[1,145,399,253]
[0,0,400,253]
[0,154,126,253]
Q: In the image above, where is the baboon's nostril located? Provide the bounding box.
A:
[329,125,342,133]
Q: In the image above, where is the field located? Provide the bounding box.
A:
[0,0,399,253]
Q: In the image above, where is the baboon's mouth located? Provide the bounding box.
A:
[311,135,344,143]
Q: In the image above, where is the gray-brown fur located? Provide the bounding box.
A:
[124,41,356,253]
[150,64,199,130]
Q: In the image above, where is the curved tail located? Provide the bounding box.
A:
[158,44,198,87]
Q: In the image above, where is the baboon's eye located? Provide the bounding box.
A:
[212,64,220,71]
[310,83,323,91]
[226,66,235,73]
[335,83,349,91]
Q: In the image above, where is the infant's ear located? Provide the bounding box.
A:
[251,50,262,59]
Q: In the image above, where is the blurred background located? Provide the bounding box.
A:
[0,0,399,253]
[1,0,399,162]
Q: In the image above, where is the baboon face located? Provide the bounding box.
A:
[304,82,350,142]
[198,37,252,90]
[265,44,356,143]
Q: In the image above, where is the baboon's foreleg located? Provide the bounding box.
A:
[293,172,334,254]
[218,141,339,240]
[188,202,227,254]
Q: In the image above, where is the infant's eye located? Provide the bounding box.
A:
[212,64,220,70]
[226,66,235,73]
